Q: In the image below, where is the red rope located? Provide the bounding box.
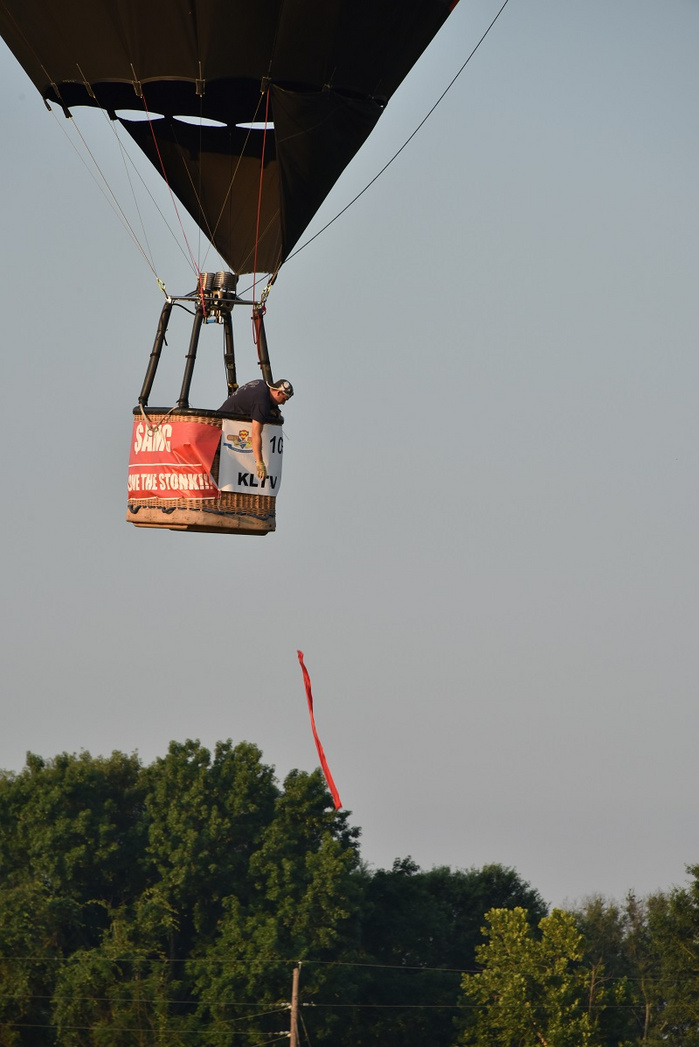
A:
[252,88,272,305]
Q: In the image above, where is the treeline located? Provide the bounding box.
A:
[457,885,699,1047]
[0,741,696,1047]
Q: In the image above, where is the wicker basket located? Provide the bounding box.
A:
[126,408,277,535]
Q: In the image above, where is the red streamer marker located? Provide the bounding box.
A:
[297,650,342,810]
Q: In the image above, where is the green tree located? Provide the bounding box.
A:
[0,742,285,1046]
[571,882,699,1047]
[0,750,147,1044]
[340,860,547,1047]
[191,768,362,1046]
[0,882,65,1046]
[572,893,662,1046]
[458,907,602,1047]
[1,740,561,1047]
[642,867,699,1047]
[0,751,146,913]
[141,739,279,948]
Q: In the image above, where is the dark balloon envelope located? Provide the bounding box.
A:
[0,0,459,273]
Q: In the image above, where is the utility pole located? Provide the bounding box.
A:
[289,963,301,1047]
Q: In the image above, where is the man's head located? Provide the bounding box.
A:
[268,378,294,405]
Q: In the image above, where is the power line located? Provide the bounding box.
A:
[3,1024,290,1040]
[1,953,690,984]
[0,955,472,973]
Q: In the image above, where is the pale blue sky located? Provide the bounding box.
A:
[1,0,698,909]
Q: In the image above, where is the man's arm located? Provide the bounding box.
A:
[252,419,266,479]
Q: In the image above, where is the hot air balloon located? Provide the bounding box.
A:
[0,0,460,534]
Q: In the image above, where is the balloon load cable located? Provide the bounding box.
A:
[49,107,163,283]
[41,0,510,304]
[285,0,512,268]
[140,89,202,284]
[297,651,342,810]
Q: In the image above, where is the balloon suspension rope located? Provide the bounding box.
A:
[285,0,512,266]
[49,106,164,285]
[141,90,202,287]
[252,88,272,361]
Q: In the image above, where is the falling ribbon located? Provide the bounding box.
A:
[297,650,342,809]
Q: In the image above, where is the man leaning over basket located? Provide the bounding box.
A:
[219,378,294,480]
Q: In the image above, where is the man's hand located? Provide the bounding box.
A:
[256,459,267,480]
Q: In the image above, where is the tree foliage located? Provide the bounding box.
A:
[340,857,547,1047]
[0,742,361,1046]
[458,906,602,1047]
[2,741,545,1047]
[572,872,699,1047]
[6,740,699,1047]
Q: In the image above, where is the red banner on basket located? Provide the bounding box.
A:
[127,418,221,500]
[297,650,342,810]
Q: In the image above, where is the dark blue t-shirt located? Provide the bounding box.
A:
[219,380,281,423]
